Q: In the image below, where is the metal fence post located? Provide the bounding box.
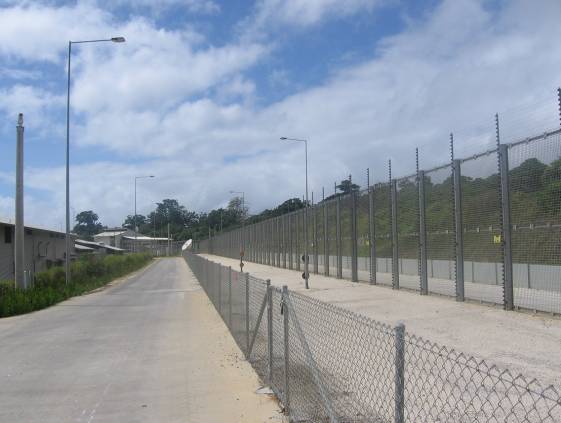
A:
[282,285,290,415]
[296,212,301,271]
[499,144,514,310]
[313,206,319,274]
[245,273,250,356]
[351,190,359,282]
[228,266,232,328]
[369,187,377,284]
[336,195,343,279]
[277,217,282,268]
[282,216,287,268]
[394,323,405,423]
[324,201,329,276]
[266,280,273,383]
[391,180,400,289]
[453,159,465,302]
[288,214,293,270]
[418,171,428,295]
[218,264,222,314]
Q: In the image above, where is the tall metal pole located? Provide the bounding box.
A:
[15,114,25,289]
[65,37,125,284]
[65,41,72,284]
[134,177,137,252]
[304,140,309,289]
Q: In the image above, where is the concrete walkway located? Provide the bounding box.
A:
[0,258,283,423]
[201,254,561,388]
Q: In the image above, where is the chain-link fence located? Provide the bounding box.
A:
[196,126,561,315]
[184,251,561,422]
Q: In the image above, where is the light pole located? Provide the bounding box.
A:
[281,136,309,289]
[65,36,125,284]
[229,190,245,267]
[134,175,155,252]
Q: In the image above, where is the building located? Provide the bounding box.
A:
[75,239,126,255]
[93,228,134,249]
[94,228,172,255]
[0,218,76,282]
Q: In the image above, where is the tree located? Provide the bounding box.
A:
[73,210,104,240]
[336,179,360,194]
[123,214,146,231]
[228,196,248,221]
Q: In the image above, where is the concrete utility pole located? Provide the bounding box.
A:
[15,113,25,289]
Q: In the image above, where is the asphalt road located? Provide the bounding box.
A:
[0,258,281,423]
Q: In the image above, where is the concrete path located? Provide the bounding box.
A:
[0,258,283,423]
[201,254,561,388]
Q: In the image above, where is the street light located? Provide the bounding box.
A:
[280,136,309,289]
[65,36,126,284]
[134,175,155,252]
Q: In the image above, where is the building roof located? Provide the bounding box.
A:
[75,239,126,252]
[75,244,95,251]
[94,230,128,237]
[122,235,170,241]
[0,217,69,236]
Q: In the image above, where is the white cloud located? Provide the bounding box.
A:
[246,0,384,32]
[110,0,220,14]
[1,0,561,229]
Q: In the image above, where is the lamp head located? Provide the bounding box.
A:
[111,37,126,43]
[280,137,287,140]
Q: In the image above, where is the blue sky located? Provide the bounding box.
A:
[0,0,560,229]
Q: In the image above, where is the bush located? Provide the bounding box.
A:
[0,253,152,318]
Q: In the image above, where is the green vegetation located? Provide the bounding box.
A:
[0,253,152,318]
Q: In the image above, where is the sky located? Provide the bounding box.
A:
[0,0,560,230]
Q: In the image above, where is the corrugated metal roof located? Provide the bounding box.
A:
[0,217,70,236]
[94,230,127,237]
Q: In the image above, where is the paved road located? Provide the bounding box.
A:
[0,258,281,423]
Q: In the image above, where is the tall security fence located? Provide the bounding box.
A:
[183,251,561,422]
[198,126,561,315]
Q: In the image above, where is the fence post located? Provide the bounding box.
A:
[288,214,293,270]
[245,273,250,356]
[282,216,287,268]
[351,190,359,282]
[369,187,377,284]
[453,159,465,302]
[266,280,273,383]
[324,201,329,276]
[296,212,301,271]
[418,171,428,295]
[313,206,319,274]
[499,144,514,310]
[277,217,282,268]
[394,323,405,423]
[391,180,400,289]
[282,285,290,415]
[228,266,232,328]
[218,264,222,314]
[336,195,343,279]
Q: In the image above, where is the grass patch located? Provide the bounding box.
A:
[0,253,152,318]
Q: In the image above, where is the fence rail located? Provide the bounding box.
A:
[183,251,561,422]
[198,127,561,315]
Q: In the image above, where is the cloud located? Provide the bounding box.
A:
[0,84,64,134]
[1,0,561,230]
[109,0,220,14]
[246,0,384,33]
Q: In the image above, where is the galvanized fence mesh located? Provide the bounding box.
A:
[460,151,505,305]
[508,132,561,314]
[184,251,561,423]
[424,165,457,296]
[196,128,561,315]
[396,175,420,291]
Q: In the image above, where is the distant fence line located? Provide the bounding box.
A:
[184,251,561,422]
[198,121,561,315]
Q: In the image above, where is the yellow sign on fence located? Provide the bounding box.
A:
[493,235,502,244]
